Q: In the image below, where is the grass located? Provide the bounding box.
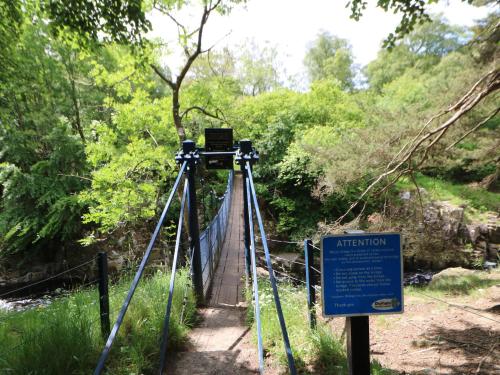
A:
[0,268,195,374]
[246,279,395,374]
[406,270,500,297]
[396,174,499,220]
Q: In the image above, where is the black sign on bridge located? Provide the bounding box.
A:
[204,128,234,169]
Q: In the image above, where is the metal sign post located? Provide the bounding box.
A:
[321,232,403,375]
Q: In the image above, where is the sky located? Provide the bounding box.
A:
[149,0,494,85]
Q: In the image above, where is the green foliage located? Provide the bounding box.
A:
[304,32,355,90]
[0,269,196,374]
[365,17,469,91]
[0,124,88,256]
[44,0,152,46]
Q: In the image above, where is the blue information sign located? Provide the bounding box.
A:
[321,233,403,317]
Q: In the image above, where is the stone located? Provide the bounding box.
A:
[431,267,476,283]
[400,191,411,200]
[466,224,481,243]
[108,251,125,273]
[488,224,500,243]
[479,224,489,235]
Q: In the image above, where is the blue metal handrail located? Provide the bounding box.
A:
[199,171,233,297]
[94,161,187,375]
[246,162,297,375]
[245,177,264,373]
[158,180,188,373]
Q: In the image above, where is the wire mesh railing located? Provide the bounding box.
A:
[199,170,233,297]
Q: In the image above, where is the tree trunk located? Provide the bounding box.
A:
[172,88,186,143]
[69,76,85,143]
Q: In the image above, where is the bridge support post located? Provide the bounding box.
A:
[240,140,252,283]
[184,140,205,306]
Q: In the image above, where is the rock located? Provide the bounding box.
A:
[483,261,497,270]
[431,267,476,283]
[466,224,481,243]
[488,224,500,243]
[0,299,13,311]
[476,241,488,251]
[108,251,125,273]
[400,191,411,200]
[479,224,490,235]
[368,212,383,225]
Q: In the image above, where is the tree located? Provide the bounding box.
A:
[44,0,151,45]
[150,0,230,142]
[304,32,355,90]
[365,17,468,91]
[237,40,281,96]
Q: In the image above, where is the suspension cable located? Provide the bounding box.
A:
[246,177,265,373]
[94,161,187,375]
[158,180,188,373]
[246,162,297,375]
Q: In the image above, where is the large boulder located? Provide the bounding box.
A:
[431,267,476,283]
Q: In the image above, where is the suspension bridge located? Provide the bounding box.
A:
[93,136,298,375]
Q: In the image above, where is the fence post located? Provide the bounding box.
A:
[304,239,316,329]
[97,252,110,339]
[184,140,204,306]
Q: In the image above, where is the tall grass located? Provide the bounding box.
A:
[0,269,195,374]
[247,279,393,374]
[407,272,500,297]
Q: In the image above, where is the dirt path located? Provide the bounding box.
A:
[371,284,500,374]
[167,173,259,375]
[327,282,500,374]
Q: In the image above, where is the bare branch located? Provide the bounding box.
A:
[201,30,232,54]
[180,105,230,125]
[409,170,425,218]
[446,106,500,151]
[150,64,175,90]
[335,68,500,223]
[164,11,191,56]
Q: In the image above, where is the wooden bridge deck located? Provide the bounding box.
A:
[167,172,258,375]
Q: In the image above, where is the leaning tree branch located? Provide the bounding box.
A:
[446,106,500,151]
[335,67,500,224]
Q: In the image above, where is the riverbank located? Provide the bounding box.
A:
[0,269,195,374]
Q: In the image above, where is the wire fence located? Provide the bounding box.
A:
[199,170,233,297]
[0,256,98,299]
[257,249,500,326]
